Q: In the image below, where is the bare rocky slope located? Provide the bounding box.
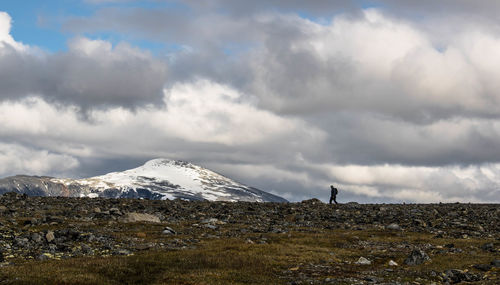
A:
[0,193,498,284]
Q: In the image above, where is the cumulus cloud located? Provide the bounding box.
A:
[0,15,167,109]
[64,6,500,121]
[0,143,79,177]
[244,10,500,123]
[3,89,499,203]
[0,12,26,51]
[0,81,325,178]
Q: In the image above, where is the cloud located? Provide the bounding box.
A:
[0,143,79,177]
[207,160,500,203]
[63,6,500,121]
[0,80,325,171]
[0,16,167,109]
[3,90,499,203]
[243,10,500,124]
[0,12,26,51]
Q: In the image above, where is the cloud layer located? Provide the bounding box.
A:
[0,14,166,109]
[1,2,500,203]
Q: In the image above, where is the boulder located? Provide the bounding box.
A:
[386,223,401,231]
[355,257,371,265]
[122,212,161,223]
[404,249,430,265]
[46,231,55,243]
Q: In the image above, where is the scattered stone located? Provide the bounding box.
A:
[122,212,160,223]
[473,264,492,271]
[113,249,132,256]
[162,227,176,235]
[356,257,371,265]
[0,193,497,284]
[481,242,494,252]
[404,250,430,265]
[37,253,51,261]
[31,233,42,244]
[443,269,481,283]
[204,224,217,230]
[491,259,500,267]
[363,276,379,282]
[386,223,401,231]
[45,231,55,243]
[109,208,122,216]
[81,244,94,255]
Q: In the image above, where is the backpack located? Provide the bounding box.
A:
[332,187,338,195]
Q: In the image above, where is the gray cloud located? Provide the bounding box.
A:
[63,5,500,122]
[0,34,167,110]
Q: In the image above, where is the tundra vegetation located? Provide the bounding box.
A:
[0,193,498,284]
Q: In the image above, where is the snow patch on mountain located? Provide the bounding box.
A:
[44,158,287,202]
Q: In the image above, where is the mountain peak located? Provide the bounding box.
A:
[0,159,288,202]
[143,158,193,169]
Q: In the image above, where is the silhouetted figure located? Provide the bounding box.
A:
[329,185,338,204]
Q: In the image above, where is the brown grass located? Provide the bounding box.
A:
[0,229,498,284]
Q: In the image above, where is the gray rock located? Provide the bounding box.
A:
[481,242,494,251]
[162,227,176,235]
[122,212,160,223]
[14,237,29,247]
[404,249,430,265]
[31,233,42,244]
[491,259,500,267]
[204,224,218,230]
[388,260,398,266]
[81,244,94,255]
[386,223,401,230]
[363,276,379,282]
[113,249,132,255]
[473,264,492,271]
[109,208,122,216]
[46,231,55,243]
[201,218,220,224]
[37,253,51,261]
[443,269,481,283]
[355,257,371,265]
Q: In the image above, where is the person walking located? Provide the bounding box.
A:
[329,185,338,204]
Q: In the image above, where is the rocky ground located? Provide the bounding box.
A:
[0,193,498,284]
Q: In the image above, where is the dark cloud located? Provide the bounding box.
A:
[0,37,167,110]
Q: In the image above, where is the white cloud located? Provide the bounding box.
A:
[153,80,324,145]
[0,143,79,177]
[249,9,500,122]
[0,80,325,163]
[318,163,499,203]
[0,11,26,51]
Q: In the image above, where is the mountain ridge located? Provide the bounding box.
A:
[0,158,287,202]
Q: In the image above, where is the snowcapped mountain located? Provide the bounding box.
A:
[0,159,287,202]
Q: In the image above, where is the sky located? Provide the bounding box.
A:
[1,0,500,203]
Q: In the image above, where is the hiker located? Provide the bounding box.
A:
[329,185,338,204]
